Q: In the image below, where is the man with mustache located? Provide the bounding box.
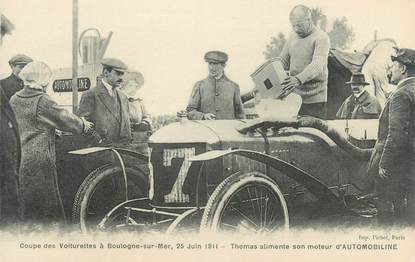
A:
[77,58,132,144]
[186,51,245,120]
[336,73,381,119]
[368,48,415,226]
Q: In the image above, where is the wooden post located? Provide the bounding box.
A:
[72,0,79,113]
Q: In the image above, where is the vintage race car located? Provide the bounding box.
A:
[70,115,378,233]
[64,39,393,233]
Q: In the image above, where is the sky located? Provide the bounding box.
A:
[1,0,414,115]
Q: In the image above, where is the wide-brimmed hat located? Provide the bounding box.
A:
[345,73,369,85]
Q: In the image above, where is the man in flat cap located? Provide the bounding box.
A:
[336,73,381,119]
[186,51,245,120]
[77,58,132,144]
[278,5,330,119]
[368,48,415,226]
[1,54,33,100]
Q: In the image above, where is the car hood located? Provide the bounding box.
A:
[149,119,247,144]
[149,118,378,145]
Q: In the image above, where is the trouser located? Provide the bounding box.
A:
[299,102,327,119]
[402,177,415,226]
[407,188,415,226]
[0,173,20,227]
[374,175,409,227]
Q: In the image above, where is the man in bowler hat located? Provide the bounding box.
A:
[186,51,245,120]
[1,54,33,100]
[336,73,381,119]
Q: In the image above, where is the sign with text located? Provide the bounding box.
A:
[53,78,91,92]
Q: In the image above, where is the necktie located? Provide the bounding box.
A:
[112,88,117,100]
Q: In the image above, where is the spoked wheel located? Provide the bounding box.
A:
[201,172,289,234]
[72,164,148,233]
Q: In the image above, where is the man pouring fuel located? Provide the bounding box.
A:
[278,5,330,119]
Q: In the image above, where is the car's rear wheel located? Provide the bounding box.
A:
[200,171,289,233]
[72,164,148,233]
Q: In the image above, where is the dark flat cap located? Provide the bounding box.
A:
[8,54,33,65]
[101,58,128,72]
[391,48,415,66]
[204,51,228,63]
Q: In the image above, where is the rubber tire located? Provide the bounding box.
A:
[72,164,148,233]
[200,171,289,233]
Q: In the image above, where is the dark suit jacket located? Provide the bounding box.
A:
[77,80,132,144]
[367,77,415,197]
[379,77,415,175]
[0,74,24,101]
[0,87,21,222]
[336,90,381,119]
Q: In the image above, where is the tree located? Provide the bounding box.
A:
[327,17,355,50]
[0,14,15,45]
[263,33,287,60]
[263,7,355,59]
[310,7,327,31]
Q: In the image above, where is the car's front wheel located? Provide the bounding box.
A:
[72,164,148,233]
[200,171,289,234]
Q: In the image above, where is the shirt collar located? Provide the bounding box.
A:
[214,72,224,80]
[353,89,366,99]
[355,90,369,104]
[397,77,415,87]
[209,73,225,81]
[101,79,114,94]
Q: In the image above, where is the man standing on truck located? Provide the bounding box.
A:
[369,48,415,226]
[186,51,245,120]
[77,58,132,144]
[278,5,330,119]
[1,54,33,100]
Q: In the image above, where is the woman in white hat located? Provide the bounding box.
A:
[119,71,151,131]
[9,61,94,226]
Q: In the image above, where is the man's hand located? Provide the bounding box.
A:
[55,129,63,139]
[82,118,94,133]
[203,113,216,120]
[280,76,301,98]
[379,167,391,180]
